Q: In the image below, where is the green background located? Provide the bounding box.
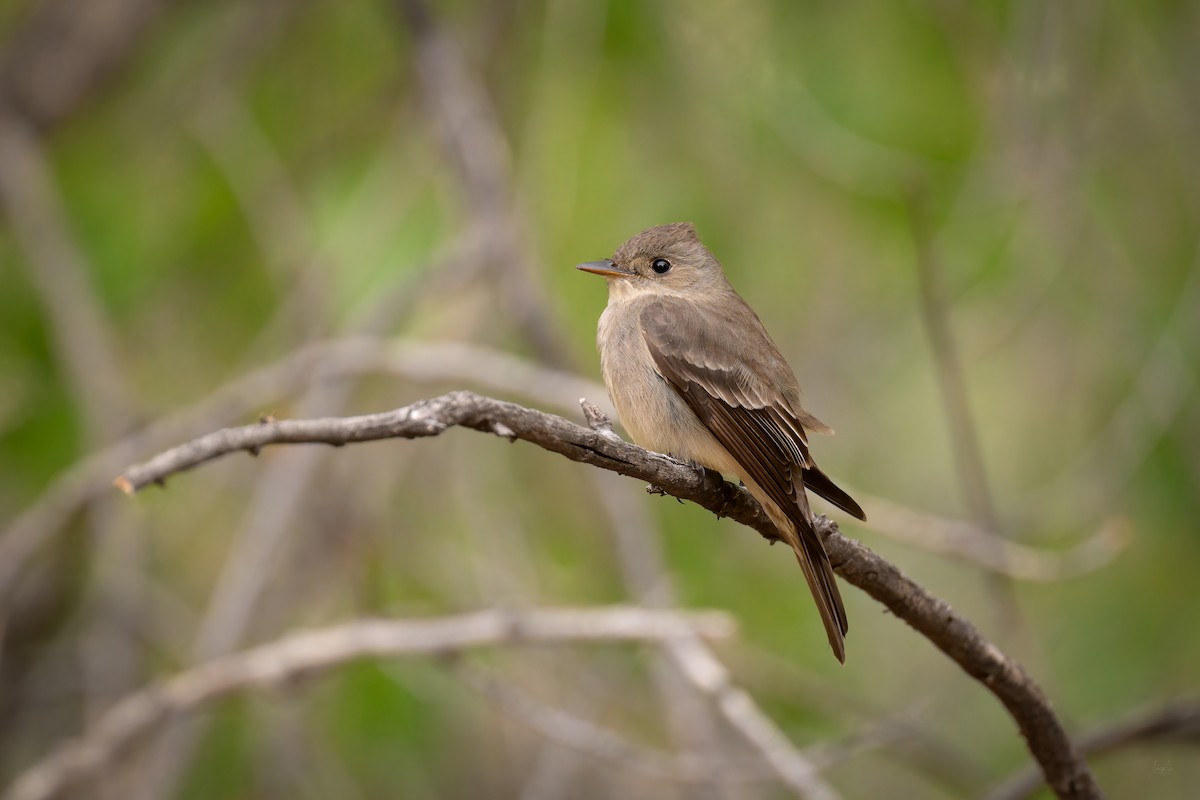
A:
[1,1,1196,797]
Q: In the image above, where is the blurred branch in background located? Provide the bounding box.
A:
[858,493,1128,582]
[468,669,764,782]
[0,121,133,436]
[0,337,1126,603]
[907,188,1023,634]
[0,10,157,771]
[907,189,1003,545]
[0,0,168,131]
[5,606,736,800]
[132,112,406,800]
[1028,256,1200,515]
[0,120,147,723]
[663,634,838,800]
[110,391,1102,798]
[130,0,539,786]
[986,699,1200,800]
[391,0,570,369]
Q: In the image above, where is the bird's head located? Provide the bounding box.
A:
[577,222,728,299]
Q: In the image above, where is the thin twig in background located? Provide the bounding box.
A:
[907,189,1025,636]
[907,192,1005,540]
[1027,255,1200,515]
[3,607,734,800]
[984,699,1200,800]
[0,119,133,437]
[133,92,352,798]
[587,469,739,796]
[111,392,1102,798]
[733,643,992,796]
[0,110,149,770]
[391,0,572,369]
[859,493,1129,582]
[131,84,465,794]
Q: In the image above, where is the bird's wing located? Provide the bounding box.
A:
[639,296,850,659]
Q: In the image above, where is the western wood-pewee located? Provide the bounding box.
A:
[578,222,865,662]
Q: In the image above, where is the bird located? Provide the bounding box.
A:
[578,222,865,662]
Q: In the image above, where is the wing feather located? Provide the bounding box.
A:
[640,297,854,658]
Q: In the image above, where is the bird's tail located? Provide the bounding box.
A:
[759,490,848,663]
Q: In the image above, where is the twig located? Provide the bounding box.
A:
[3,606,734,800]
[985,699,1200,800]
[112,391,1103,798]
[112,391,694,497]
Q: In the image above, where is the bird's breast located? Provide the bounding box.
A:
[596,299,740,475]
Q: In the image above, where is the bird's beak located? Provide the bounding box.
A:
[576,259,633,279]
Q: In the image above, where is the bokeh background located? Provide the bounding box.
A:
[1,1,1197,798]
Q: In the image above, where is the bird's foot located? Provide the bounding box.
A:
[645,484,686,503]
[712,477,742,519]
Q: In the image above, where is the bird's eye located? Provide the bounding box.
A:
[651,258,671,274]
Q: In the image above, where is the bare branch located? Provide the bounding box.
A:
[986,699,1200,800]
[3,606,734,800]
[110,392,703,501]
[112,391,1102,798]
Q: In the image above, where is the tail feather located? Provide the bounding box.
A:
[760,490,848,664]
[803,464,866,521]
[792,543,848,663]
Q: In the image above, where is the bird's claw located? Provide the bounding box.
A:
[645,484,685,503]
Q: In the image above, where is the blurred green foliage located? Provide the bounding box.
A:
[1,0,1197,797]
